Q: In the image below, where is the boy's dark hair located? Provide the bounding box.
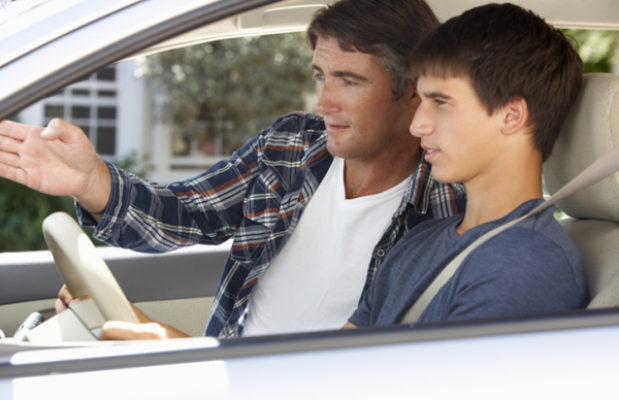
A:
[307,0,439,100]
[408,3,583,161]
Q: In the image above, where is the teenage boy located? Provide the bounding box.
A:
[347,3,589,328]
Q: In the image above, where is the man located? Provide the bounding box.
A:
[0,0,465,339]
[346,3,588,329]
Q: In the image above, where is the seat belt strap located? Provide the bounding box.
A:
[400,143,619,324]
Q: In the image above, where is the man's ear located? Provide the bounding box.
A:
[408,80,421,111]
[500,96,529,136]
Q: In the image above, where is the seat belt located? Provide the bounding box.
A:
[400,143,619,324]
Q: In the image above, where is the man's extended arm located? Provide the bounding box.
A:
[85,130,264,253]
[81,112,321,254]
[0,117,267,253]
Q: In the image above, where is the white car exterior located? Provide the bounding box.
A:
[0,0,618,398]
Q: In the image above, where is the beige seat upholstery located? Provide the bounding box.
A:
[543,73,619,309]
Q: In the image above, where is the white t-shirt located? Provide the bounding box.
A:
[243,157,411,336]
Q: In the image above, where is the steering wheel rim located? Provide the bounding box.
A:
[42,211,139,324]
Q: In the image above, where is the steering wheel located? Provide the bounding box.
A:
[42,211,139,324]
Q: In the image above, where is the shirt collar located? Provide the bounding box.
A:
[398,156,435,217]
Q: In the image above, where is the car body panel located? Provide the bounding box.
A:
[0,0,143,69]
[1,310,619,398]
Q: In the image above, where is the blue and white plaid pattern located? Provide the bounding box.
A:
[78,112,466,338]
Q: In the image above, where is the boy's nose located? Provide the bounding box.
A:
[410,105,433,137]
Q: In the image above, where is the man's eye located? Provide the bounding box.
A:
[434,99,446,106]
[313,73,324,81]
[343,78,357,86]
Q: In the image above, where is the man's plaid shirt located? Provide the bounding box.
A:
[78,113,466,338]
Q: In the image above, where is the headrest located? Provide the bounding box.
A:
[543,73,619,222]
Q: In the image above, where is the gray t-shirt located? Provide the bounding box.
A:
[349,199,589,327]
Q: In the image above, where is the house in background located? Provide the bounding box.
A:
[18,59,228,184]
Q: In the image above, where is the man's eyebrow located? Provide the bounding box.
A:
[312,64,323,74]
[311,64,369,82]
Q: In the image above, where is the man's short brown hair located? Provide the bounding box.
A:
[307,0,439,100]
[408,3,583,161]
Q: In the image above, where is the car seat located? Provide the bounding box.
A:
[543,72,619,309]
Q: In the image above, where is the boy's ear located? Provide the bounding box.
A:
[500,96,529,136]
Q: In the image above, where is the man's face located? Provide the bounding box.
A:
[312,37,417,161]
[410,75,505,184]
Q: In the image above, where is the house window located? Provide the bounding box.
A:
[40,65,118,157]
[97,107,116,120]
[96,127,116,155]
[44,105,63,118]
[96,67,116,81]
[71,89,89,96]
[98,90,116,98]
[71,106,90,119]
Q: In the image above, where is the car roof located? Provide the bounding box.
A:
[0,0,142,69]
[1,0,618,68]
[128,0,619,59]
[432,0,619,28]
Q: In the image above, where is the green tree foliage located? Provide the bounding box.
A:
[0,151,148,252]
[563,29,619,73]
[137,33,316,155]
[0,179,76,252]
[115,150,154,178]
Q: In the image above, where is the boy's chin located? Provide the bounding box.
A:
[428,166,460,184]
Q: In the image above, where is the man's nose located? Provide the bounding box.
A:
[316,81,340,115]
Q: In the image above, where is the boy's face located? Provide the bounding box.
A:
[410,75,506,184]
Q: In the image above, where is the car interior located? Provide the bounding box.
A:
[0,0,618,345]
[544,73,619,311]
